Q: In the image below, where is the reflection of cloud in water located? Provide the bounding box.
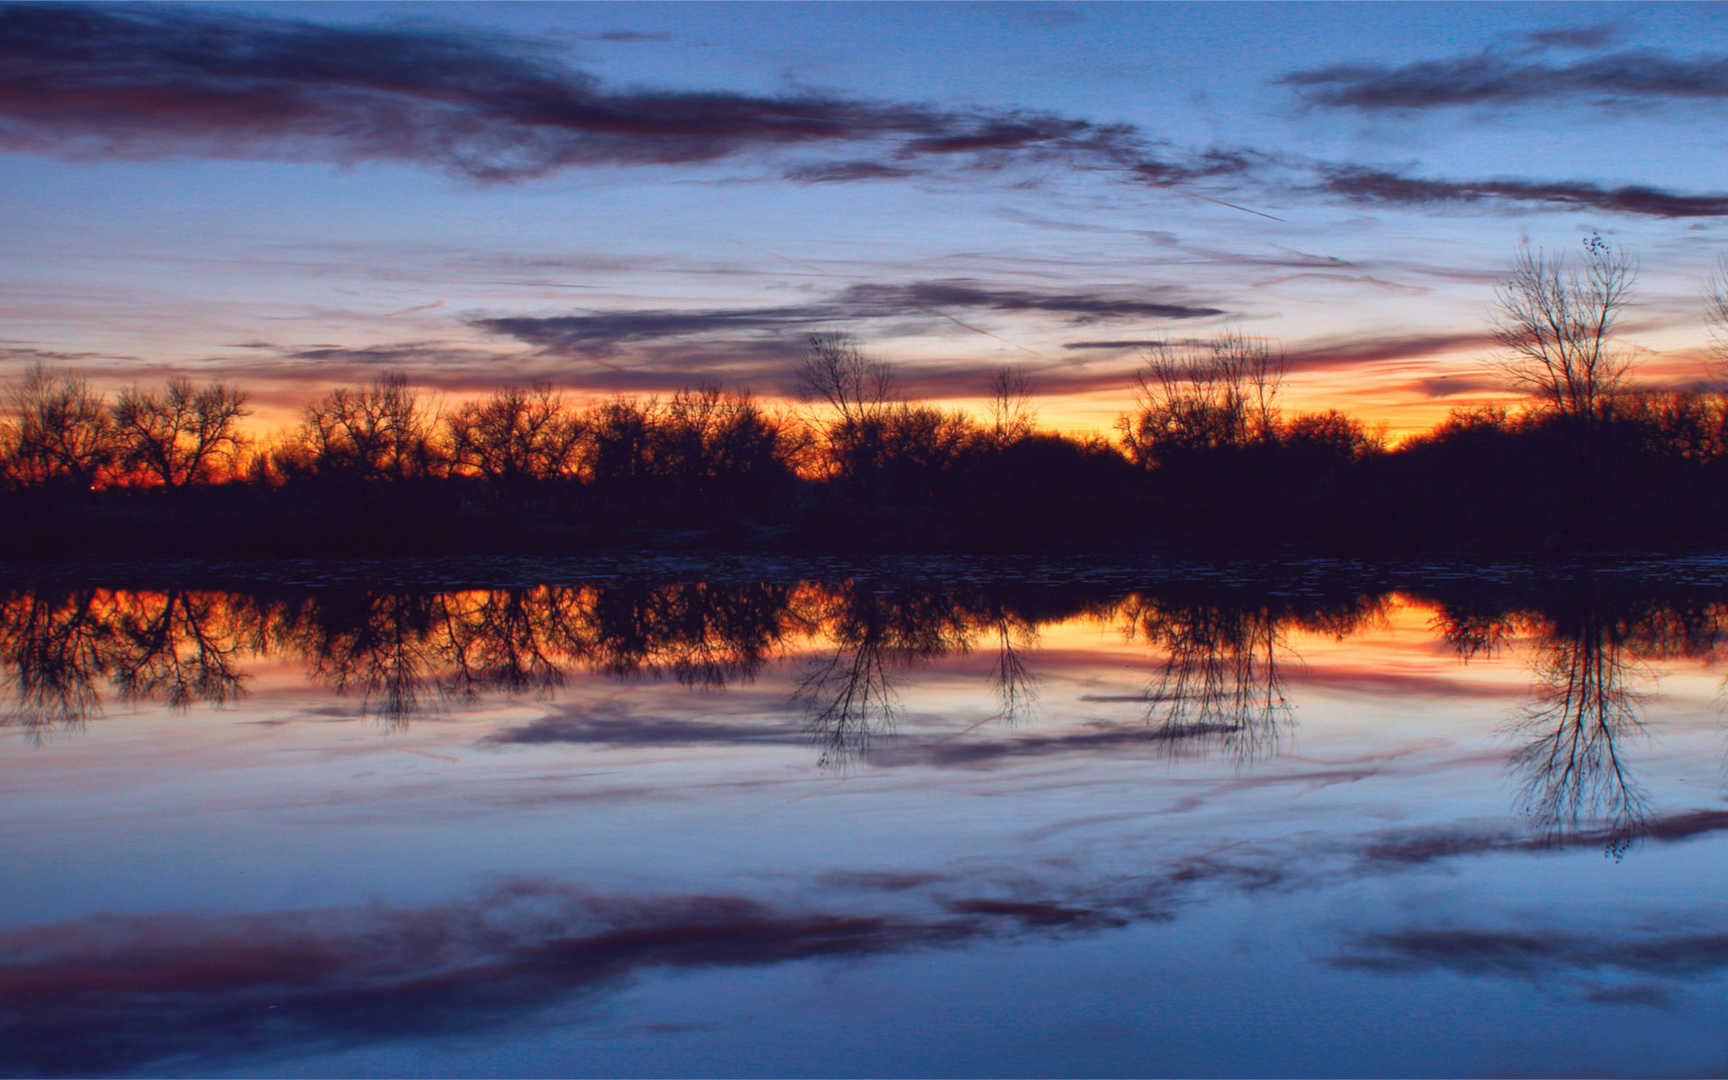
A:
[1334,926,1728,983]
[862,721,1240,769]
[1355,809,1728,870]
[1,873,1166,1077]
[11,801,1728,1076]
[1283,664,1525,700]
[484,700,803,748]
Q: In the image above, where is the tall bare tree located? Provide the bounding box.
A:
[112,377,249,488]
[987,366,1036,448]
[795,333,896,427]
[1117,331,1284,468]
[1703,256,1728,376]
[1,365,114,490]
[300,373,440,481]
[445,384,582,494]
[1493,234,1635,426]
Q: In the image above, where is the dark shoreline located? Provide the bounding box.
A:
[10,546,1728,593]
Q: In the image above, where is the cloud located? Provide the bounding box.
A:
[1054,329,1503,382]
[0,342,136,367]
[1521,25,1620,51]
[585,30,672,43]
[1283,47,1728,110]
[200,335,1123,402]
[839,282,1224,323]
[1281,330,1500,373]
[474,279,1225,358]
[0,4,1247,187]
[476,304,835,354]
[1063,340,1169,351]
[1319,166,1728,219]
[782,160,924,183]
[1408,374,1506,398]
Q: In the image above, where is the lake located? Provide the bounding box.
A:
[4,557,1728,1077]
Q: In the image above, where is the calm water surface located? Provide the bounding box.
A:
[4,561,1728,1077]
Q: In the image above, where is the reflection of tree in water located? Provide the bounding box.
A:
[0,582,808,733]
[1118,590,1386,762]
[274,583,803,726]
[108,590,250,710]
[577,582,794,689]
[795,583,982,767]
[285,591,455,728]
[1512,608,1648,854]
[0,588,257,736]
[1433,590,1728,857]
[1121,595,1290,761]
[992,613,1039,726]
[444,588,571,699]
[9,576,1722,803]
[0,589,112,734]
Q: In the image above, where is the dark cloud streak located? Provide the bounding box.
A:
[473,279,1225,357]
[1522,25,1620,51]
[1281,329,1499,373]
[0,4,1246,187]
[1284,47,1728,109]
[1321,166,1728,219]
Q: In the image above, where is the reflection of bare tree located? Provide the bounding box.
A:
[1433,606,1518,662]
[578,582,793,688]
[291,592,454,728]
[1121,596,1292,762]
[444,588,570,699]
[1512,609,1649,856]
[796,583,977,767]
[108,591,249,709]
[992,614,1039,726]
[273,582,803,726]
[1431,587,1728,856]
[798,631,898,767]
[0,589,111,734]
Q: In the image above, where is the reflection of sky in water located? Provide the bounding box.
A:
[3,580,1728,1077]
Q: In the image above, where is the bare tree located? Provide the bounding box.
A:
[112,377,249,488]
[445,384,582,494]
[1117,331,1284,468]
[1,365,114,490]
[1493,234,1635,426]
[300,373,440,482]
[1704,256,1728,376]
[794,333,896,427]
[987,366,1036,448]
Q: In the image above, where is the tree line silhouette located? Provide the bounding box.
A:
[7,237,1728,555]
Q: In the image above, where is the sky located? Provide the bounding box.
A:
[7,1,1728,438]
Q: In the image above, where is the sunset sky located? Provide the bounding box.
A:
[7,1,1728,438]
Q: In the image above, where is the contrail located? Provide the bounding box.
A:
[382,299,446,317]
[1180,191,1286,223]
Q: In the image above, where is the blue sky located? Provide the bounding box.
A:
[5,1,1728,435]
